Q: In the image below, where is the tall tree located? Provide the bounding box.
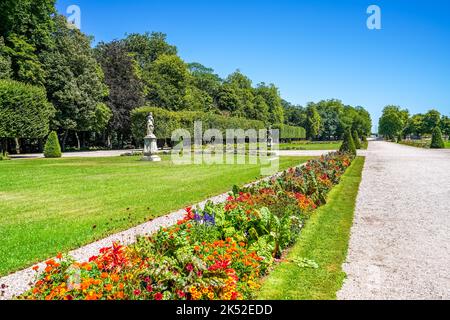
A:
[95,40,145,146]
[42,15,110,149]
[0,37,12,79]
[145,54,190,111]
[422,109,441,134]
[255,82,284,125]
[0,0,56,85]
[378,105,407,140]
[305,104,322,139]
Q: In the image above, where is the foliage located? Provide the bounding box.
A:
[273,124,306,140]
[95,40,145,142]
[44,131,62,158]
[305,104,322,139]
[0,79,55,139]
[21,152,354,300]
[340,129,356,155]
[43,15,110,138]
[430,126,445,149]
[352,130,361,149]
[0,37,12,79]
[378,105,408,140]
[422,110,441,135]
[131,106,266,141]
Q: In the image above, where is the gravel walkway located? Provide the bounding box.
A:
[338,141,450,300]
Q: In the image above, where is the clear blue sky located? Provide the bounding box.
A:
[56,0,450,131]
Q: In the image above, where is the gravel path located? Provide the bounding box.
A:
[338,141,450,300]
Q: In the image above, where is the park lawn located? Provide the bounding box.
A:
[279,141,342,151]
[445,141,450,149]
[0,155,312,276]
[257,156,365,300]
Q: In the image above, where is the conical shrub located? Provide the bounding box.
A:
[44,131,62,158]
[430,127,445,149]
[340,129,356,155]
[352,130,361,149]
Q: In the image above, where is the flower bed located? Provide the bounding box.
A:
[21,152,354,300]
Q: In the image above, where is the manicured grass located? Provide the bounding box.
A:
[279,141,342,151]
[445,141,450,149]
[257,156,365,300]
[0,155,312,276]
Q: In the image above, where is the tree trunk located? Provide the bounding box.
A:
[0,138,5,156]
[62,130,69,151]
[75,132,80,150]
[14,137,21,154]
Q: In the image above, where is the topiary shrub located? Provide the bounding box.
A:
[44,131,62,158]
[352,130,361,149]
[430,126,445,149]
[340,129,356,155]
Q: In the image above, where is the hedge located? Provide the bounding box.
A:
[0,79,55,139]
[44,131,62,158]
[131,107,266,141]
[274,124,306,140]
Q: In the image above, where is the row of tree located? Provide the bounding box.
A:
[283,99,372,140]
[0,0,373,154]
[378,106,450,140]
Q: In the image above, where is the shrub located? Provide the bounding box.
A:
[340,129,356,155]
[0,151,10,160]
[430,126,445,149]
[352,131,361,149]
[44,131,62,158]
[0,80,55,140]
[273,124,306,140]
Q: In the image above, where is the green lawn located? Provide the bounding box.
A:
[0,155,311,276]
[257,156,365,300]
[279,141,342,151]
[445,141,450,149]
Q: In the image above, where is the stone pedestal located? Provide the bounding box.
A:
[142,134,161,162]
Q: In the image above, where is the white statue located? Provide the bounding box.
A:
[147,112,155,136]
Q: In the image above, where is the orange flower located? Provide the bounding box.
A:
[105,284,113,292]
[56,252,63,260]
[32,265,39,272]
[101,272,108,279]
[111,274,120,282]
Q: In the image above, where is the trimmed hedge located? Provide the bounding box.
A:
[352,130,361,149]
[0,80,55,139]
[340,129,356,155]
[131,107,266,141]
[273,124,306,140]
[44,131,62,158]
[430,127,445,149]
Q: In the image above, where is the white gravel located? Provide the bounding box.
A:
[338,141,450,300]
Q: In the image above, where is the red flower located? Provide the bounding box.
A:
[134,290,141,296]
[32,265,39,272]
[186,264,194,272]
[56,252,63,260]
[154,292,163,300]
[146,285,153,293]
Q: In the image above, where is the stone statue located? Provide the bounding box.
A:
[142,112,161,162]
[147,112,155,136]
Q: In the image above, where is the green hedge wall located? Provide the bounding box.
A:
[0,80,55,139]
[273,124,306,140]
[131,107,266,141]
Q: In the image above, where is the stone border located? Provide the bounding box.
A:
[0,163,308,300]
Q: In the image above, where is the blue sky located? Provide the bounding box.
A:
[56,0,450,130]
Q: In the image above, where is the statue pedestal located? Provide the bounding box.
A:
[142,134,161,162]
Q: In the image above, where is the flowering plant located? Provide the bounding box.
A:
[21,152,354,300]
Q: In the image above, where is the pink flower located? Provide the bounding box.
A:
[186,264,194,272]
[134,290,141,296]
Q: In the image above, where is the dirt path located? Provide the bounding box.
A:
[338,141,450,300]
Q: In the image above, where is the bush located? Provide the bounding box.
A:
[131,107,266,142]
[0,80,55,140]
[430,127,445,149]
[352,131,361,149]
[44,131,62,158]
[340,129,356,155]
[273,124,306,140]
[0,151,10,160]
